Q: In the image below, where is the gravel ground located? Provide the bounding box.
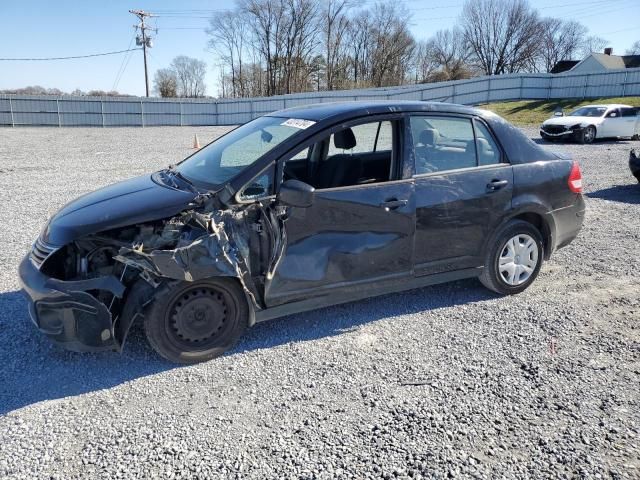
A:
[0,126,638,479]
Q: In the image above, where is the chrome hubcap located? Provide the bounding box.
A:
[498,234,539,286]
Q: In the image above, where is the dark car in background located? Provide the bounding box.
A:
[19,101,585,363]
[631,149,640,183]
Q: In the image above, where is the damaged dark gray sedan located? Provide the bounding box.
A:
[19,101,585,363]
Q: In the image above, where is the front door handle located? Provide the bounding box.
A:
[486,179,509,192]
[380,199,408,211]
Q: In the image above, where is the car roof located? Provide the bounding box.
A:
[265,100,484,122]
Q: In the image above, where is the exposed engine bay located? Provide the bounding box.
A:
[37,199,286,351]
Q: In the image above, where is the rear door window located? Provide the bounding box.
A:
[410,116,476,174]
[410,115,506,175]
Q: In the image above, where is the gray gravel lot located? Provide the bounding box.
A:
[0,125,638,479]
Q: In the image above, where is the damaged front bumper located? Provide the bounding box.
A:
[540,127,581,140]
[18,254,126,352]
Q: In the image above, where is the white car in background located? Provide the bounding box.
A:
[540,104,640,144]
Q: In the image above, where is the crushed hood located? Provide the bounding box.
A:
[42,174,199,245]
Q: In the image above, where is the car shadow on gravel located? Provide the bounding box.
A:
[0,279,495,414]
[231,279,496,356]
[0,291,177,415]
[587,184,640,204]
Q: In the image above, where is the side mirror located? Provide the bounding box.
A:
[278,179,315,208]
[554,111,564,117]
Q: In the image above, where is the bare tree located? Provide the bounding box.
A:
[580,36,608,57]
[323,0,351,90]
[153,68,178,97]
[368,3,415,87]
[426,28,472,80]
[241,0,287,96]
[411,41,437,83]
[461,0,541,75]
[208,10,248,97]
[627,40,640,55]
[170,56,207,98]
[348,11,371,87]
[537,19,587,72]
[281,0,321,94]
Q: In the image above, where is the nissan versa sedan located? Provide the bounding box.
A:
[540,104,640,144]
[19,101,585,363]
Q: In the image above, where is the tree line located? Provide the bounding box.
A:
[153,0,637,99]
[0,86,131,96]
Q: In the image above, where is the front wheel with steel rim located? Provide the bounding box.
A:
[144,279,249,364]
[479,220,544,295]
[578,125,596,144]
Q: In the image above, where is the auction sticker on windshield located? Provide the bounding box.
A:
[281,118,316,129]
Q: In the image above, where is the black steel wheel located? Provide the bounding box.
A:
[144,279,249,364]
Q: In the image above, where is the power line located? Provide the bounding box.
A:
[112,32,137,91]
[0,48,141,61]
[113,35,138,92]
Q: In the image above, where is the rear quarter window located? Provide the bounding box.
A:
[481,111,558,163]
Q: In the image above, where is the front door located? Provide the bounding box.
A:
[408,115,513,276]
[264,118,415,307]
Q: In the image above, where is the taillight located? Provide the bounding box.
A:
[568,161,582,193]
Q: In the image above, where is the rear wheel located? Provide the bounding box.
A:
[479,220,544,295]
[144,279,248,364]
[578,125,596,144]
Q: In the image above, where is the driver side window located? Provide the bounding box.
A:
[283,120,397,190]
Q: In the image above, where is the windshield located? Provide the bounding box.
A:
[569,107,606,117]
[176,116,313,187]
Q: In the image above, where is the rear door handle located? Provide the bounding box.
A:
[380,199,408,211]
[486,179,509,192]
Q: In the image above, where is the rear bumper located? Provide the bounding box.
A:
[548,194,586,253]
[18,254,125,352]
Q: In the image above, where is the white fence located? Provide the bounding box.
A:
[2,68,639,127]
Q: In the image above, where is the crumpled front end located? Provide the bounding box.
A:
[18,255,127,352]
[18,201,284,353]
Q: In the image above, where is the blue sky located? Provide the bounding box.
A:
[0,0,638,97]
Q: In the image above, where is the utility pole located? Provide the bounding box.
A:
[129,10,154,97]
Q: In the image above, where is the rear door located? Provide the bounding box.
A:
[264,116,415,307]
[620,107,640,137]
[409,115,513,276]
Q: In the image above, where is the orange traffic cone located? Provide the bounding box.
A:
[193,134,201,149]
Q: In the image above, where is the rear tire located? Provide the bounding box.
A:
[479,220,544,295]
[144,278,249,364]
[578,126,596,144]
